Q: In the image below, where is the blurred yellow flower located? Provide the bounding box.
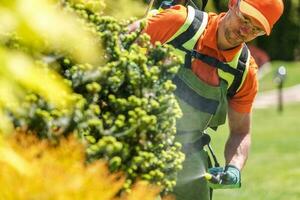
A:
[0,133,171,200]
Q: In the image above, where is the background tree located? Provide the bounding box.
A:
[256,0,300,60]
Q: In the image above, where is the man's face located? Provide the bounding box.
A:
[223,2,266,46]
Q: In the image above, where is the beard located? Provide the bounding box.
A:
[224,27,245,46]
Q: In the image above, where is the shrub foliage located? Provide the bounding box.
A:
[9,0,185,194]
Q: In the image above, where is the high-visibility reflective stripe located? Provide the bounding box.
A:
[218,48,242,89]
[217,46,249,93]
[237,48,250,91]
[169,9,205,48]
[166,6,195,43]
[183,12,208,50]
[168,7,208,67]
[173,48,187,58]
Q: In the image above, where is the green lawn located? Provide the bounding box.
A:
[208,103,300,200]
[259,61,300,92]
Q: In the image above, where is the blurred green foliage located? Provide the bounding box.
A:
[0,0,105,133]
[0,0,184,197]
[5,0,185,194]
[105,0,147,19]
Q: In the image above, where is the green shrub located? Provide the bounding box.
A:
[10,0,185,194]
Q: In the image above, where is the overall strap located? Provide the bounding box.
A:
[187,45,250,98]
[167,6,208,70]
[167,6,208,49]
[227,45,249,97]
[189,50,243,77]
[201,0,208,10]
[173,76,219,115]
[168,8,205,48]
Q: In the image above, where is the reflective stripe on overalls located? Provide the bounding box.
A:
[163,6,251,200]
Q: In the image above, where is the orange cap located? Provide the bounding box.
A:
[237,0,284,35]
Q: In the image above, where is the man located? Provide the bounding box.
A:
[131,0,284,199]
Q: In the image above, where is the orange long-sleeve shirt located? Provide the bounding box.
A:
[143,5,258,113]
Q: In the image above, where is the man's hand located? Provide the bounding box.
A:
[207,165,241,189]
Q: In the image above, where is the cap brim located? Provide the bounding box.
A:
[239,1,270,35]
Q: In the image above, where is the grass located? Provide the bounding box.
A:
[258,61,300,92]
[209,103,300,200]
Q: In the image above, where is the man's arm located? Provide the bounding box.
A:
[208,107,251,189]
[225,107,252,170]
[208,57,256,189]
